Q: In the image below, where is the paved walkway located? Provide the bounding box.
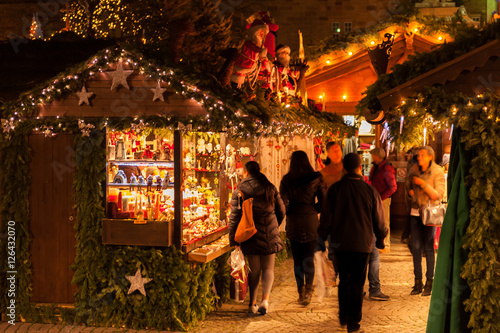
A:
[0,236,431,333]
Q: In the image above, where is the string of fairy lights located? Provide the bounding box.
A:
[0,47,346,141]
[380,88,500,150]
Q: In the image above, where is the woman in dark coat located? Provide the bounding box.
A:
[228,161,286,315]
[280,150,325,305]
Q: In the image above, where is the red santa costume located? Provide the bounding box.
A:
[231,20,269,87]
[275,44,296,94]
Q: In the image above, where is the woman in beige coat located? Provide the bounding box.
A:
[406,146,445,296]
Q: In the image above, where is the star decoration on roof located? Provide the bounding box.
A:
[106,62,134,90]
[126,268,152,296]
[151,81,167,102]
[76,86,94,106]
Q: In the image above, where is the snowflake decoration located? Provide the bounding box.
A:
[131,121,146,135]
[41,125,55,137]
[78,119,95,137]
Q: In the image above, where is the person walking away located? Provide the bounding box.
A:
[320,142,345,286]
[318,153,387,333]
[280,150,325,305]
[228,161,286,315]
[366,148,396,301]
[406,146,445,297]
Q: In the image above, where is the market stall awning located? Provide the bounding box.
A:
[377,39,500,110]
[305,34,443,115]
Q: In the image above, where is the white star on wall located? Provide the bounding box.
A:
[126,268,152,296]
[76,86,94,106]
[151,81,167,102]
[106,62,134,90]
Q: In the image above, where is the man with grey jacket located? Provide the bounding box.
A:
[318,153,387,333]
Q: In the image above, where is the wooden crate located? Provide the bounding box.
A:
[102,219,173,247]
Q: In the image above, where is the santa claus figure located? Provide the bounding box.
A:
[246,11,279,59]
[142,145,154,159]
[231,19,270,88]
[275,44,296,95]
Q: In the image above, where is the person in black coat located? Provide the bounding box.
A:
[280,150,325,305]
[229,161,286,315]
[318,153,387,332]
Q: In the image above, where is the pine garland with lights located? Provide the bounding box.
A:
[305,14,466,61]
[1,45,353,139]
[358,21,500,128]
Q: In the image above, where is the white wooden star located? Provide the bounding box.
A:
[126,268,152,296]
[76,86,94,106]
[151,81,166,102]
[106,62,134,90]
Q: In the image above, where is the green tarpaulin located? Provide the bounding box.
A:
[427,128,472,332]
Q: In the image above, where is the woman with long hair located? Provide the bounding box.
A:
[406,146,445,296]
[228,161,286,315]
[280,151,326,305]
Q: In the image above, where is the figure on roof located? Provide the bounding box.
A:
[230,20,270,89]
[246,11,279,60]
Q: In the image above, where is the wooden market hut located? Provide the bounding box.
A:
[360,24,500,332]
[304,23,447,228]
[0,39,349,330]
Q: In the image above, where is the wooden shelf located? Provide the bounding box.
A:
[188,243,231,263]
[102,219,174,247]
[182,226,228,253]
[107,183,174,188]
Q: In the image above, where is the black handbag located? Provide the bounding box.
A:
[420,202,447,227]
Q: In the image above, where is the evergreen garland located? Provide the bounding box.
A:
[458,105,500,332]
[1,45,353,139]
[358,22,500,119]
[0,123,32,321]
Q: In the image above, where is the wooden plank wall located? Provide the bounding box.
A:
[37,71,208,118]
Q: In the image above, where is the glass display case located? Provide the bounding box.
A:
[101,128,230,261]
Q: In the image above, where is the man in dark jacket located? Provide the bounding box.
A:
[318,153,387,333]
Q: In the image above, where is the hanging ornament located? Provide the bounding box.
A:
[1,118,15,133]
[78,119,95,137]
[423,127,427,146]
[380,122,389,143]
[126,267,152,296]
[449,124,454,141]
[76,86,94,106]
[177,122,192,133]
[151,81,166,102]
[131,121,146,135]
[400,116,404,135]
[106,62,134,90]
[41,125,54,137]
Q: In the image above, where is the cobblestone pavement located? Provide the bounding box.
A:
[0,236,432,333]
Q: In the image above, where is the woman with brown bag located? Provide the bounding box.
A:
[228,161,286,315]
